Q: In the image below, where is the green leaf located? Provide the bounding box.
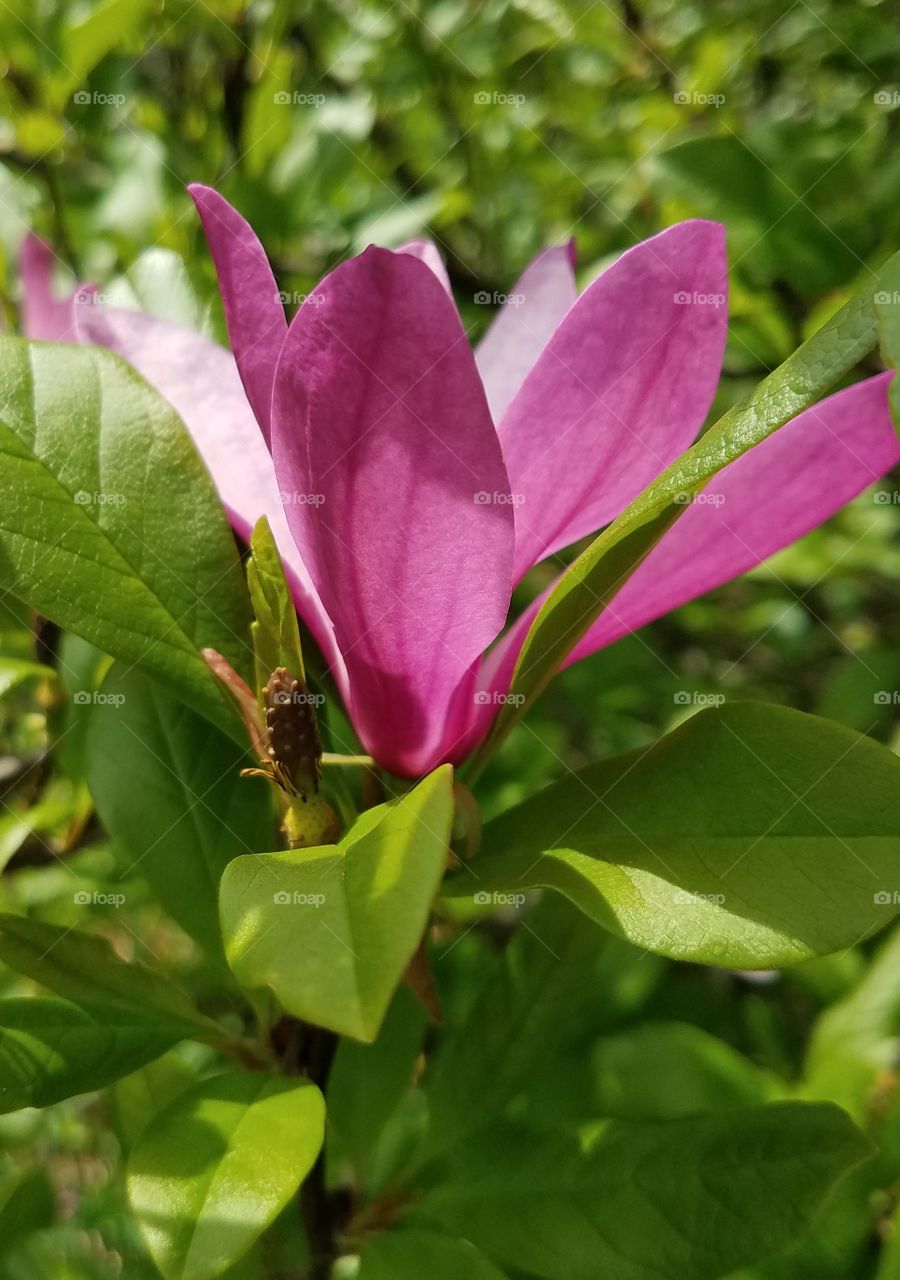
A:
[358,1229,507,1280]
[802,924,900,1121]
[416,1104,869,1280]
[53,0,153,105]
[128,1071,325,1280]
[0,656,53,698]
[86,666,274,963]
[246,516,305,687]
[0,1166,55,1258]
[0,337,251,739]
[0,912,218,1037]
[591,1021,778,1120]
[327,987,426,1184]
[220,766,454,1041]
[473,256,900,766]
[449,703,900,968]
[0,996,190,1112]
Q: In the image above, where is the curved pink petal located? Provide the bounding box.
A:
[19,235,85,342]
[188,184,287,446]
[475,241,577,423]
[396,239,452,295]
[74,300,343,684]
[271,246,515,777]
[565,372,899,664]
[500,221,728,581]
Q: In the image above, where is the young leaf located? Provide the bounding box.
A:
[246,516,305,687]
[0,337,251,739]
[128,1071,325,1280]
[448,703,900,968]
[0,996,190,1112]
[475,255,900,764]
[415,1104,868,1280]
[86,666,275,964]
[357,1229,507,1279]
[220,766,454,1042]
[0,912,218,1037]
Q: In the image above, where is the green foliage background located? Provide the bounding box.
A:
[3,1,900,1277]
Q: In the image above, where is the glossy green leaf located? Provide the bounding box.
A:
[0,337,250,739]
[591,1021,778,1120]
[220,766,454,1041]
[358,1229,507,1280]
[474,256,900,765]
[0,912,218,1037]
[86,666,274,963]
[0,656,52,698]
[450,703,900,967]
[0,996,189,1112]
[416,1104,868,1280]
[128,1071,325,1280]
[247,516,306,687]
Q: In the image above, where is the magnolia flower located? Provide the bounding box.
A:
[20,196,898,777]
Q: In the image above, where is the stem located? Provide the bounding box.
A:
[298,1026,339,1279]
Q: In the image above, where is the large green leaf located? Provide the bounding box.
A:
[449,703,900,967]
[0,996,190,1112]
[220,766,454,1041]
[473,256,900,766]
[246,516,306,687]
[415,1104,868,1280]
[128,1071,324,1280]
[86,666,275,963]
[0,337,250,738]
[358,1230,507,1280]
[0,912,218,1037]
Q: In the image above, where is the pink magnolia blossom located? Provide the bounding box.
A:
[20,196,899,777]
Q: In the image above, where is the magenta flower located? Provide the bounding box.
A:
[21,194,899,777]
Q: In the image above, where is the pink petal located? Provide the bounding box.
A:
[566,372,899,663]
[188,184,287,446]
[475,241,577,422]
[19,236,85,342]
[500,221,728,581]
[396,239,453,295]
[271,247,515,777]
[75,300,343,684]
